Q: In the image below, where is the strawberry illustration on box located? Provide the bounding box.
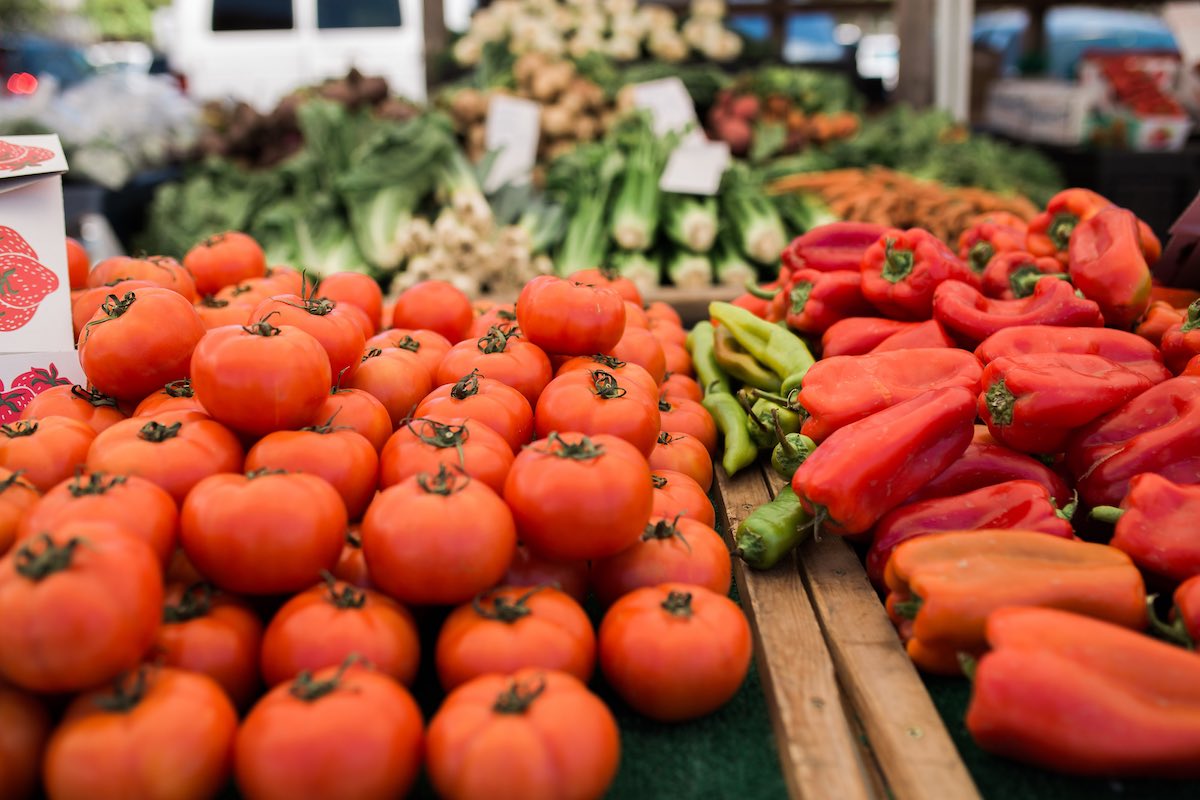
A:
[0,357,81,423]
[0,139,56,172]
[0,226,61,332]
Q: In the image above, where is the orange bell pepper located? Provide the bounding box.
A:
[884,530,1146,674]
[1134,301,1186,348]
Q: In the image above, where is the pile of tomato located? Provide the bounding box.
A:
[0,234,752,800]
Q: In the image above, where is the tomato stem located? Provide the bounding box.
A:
[93,668,149,713]
[477,326,518,355]
[14,534,81,581]
[362,347,383,363]
[472,585,544,624]
[0,469,31,494]
[661,590,694,618]
[643,515,691,553]
[450,370,482,400]
[137,421,181,443]
[416,463,468,495]
[345,528,362,548]
[492,676,546,714]
[658,398,672,413]
[163,379,193,399]
[587,353,625,370]
[242,314,282,337]
[68,471,127,497]
[163,582,214,623]
[245,467,286,480]
[71,385,119,408]
[394,335,421,353]
[289,656,359,703]
[321,570,367,609]
[590,370,626,400]
[651,474,667,489]
[540,432,605,461]
[0,421,38,438]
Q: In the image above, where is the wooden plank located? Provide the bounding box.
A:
[713,466,875,800]
[760,469,980,800]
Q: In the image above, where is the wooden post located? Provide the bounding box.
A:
[894,0,935,107]
[423,0,448,94]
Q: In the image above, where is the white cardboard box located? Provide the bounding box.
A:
[984,79,1097,146]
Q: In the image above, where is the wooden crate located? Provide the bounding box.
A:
[713,462,980,800]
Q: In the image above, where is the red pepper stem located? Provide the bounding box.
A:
[957,652,978,681]
[1182,299,1200,333]
[1089,506,1124,525]
[894,596,923,620]
[744,279,780,301]
[1009,268,1071,299]
[1146,595,1194,650]
[881,239,915,283]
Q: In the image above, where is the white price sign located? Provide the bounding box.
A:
[659,140,731,196]
[484,95,541,192]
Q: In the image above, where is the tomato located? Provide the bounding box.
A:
[504,433,653,561]
[191,319,332,437]
[87,415,244,504]
[390,279,473,343]
[599,583,751,722]
[235,663,423,800]
[363,465,516,605]
[611,325,667,384]
[156,582,263,709]
[184,231,267,296]
[213,277,278,309]
[260,576,420,687]
[502,544,589,603]
[426,669,619,800]
[415,370,533,452]
[166,548,205,586]
[0,417,95,492]
[591,517,730,606]
[71,279,155,340]
[312,386,392,453]
[21,384,125,434]
[0,524,163,693]
[435,585,594,690]
[318,272,383,332]
[364,327,452,376]
[645,301,682,327]
[180,470,346,595]
[347,348,433,428]
[661,342,694,377]
[567,266,643,305]
[250,295,366,381]
[332,526,371,588]
[380,417,514,495]
[469,302,518,338]
[658,397,718,455]
[44,667,237,800]
[516,275,625,356]
[648,431,713,490]
[18,471,177,564]
[660,372,703,403]
[534,370,661,458]
[651,469,716,527]
[246,422,378,520]
[65,236,89,290]
[262,265,312,297]
[339,302,375,340]
[133,378,207,418]
[436,327,553,408]
[555,353,658,400]
[0,470,38,557]
[648,316,688,348]
[623,300,649,328]
[79,288,206,401]
[87,255,198,302]
[0,682,49,799]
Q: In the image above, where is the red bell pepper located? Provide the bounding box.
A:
[1067,207,1153,330]
[980,251,1068,300]
[784,268,873,334]
[866,480,1075,588]
[730,290,772,319]
[1186,355,1200,377]
[1161,300,1200,374]
[860,229,979,320]
[1168,575,1200,646]
[781,222,891,273]
[1151,285,1200,309]
[979,353,1155,454]
[791,386,976,536]
[797,348,982,442]
[904,425,1072,507]
[1066,376,1200,507]
[820,317,915,358]
[1095,473,1200,583]
[933,277,1103,347]
[975,325,1172,384]
[958,216,1028,276]
[967,607,1200,778]
[1026,188,1112,263]
[869,319,955,353]
[1134,301,1186,348]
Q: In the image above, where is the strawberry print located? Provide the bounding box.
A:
[0,143,54,172]
[12,363,71,394]
[0,386,34,423]
[0,304,36,333]
[0,226,35,258]
[0,253,58,310]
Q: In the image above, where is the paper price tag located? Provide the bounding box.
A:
[484,95,541,193]
[659,140,731,196]
[632,78,702,140]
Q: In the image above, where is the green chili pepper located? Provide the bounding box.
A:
[780,371,805,396]
[686,321,732,395]
[742,388,803,435]
[772,429,816,480]
[702,391,757,476]
[709,301,815,381]
[713,325,782,392]
[736,486,811,569]
[737,389,777,450]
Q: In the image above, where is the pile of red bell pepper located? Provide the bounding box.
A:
[705,188,1200,779]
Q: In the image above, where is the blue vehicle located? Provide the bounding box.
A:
[0,35,94,96]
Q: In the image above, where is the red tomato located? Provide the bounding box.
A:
[534,370,661,457]
[502,544,590,604]
[87,255,198,302]
[0,470,38,557]
[611,325,667,384]
[591,517,731,605]
[648,317,688,348]
[661,342,694,377]
[133,378,207,418]
[347,348,433,428]
[262,265,312,297]
[648,431,713,490]
[86,414,244,505]
[1184,354,1200,377]
[20,384,126,434]
[44,668,237,800]
[0,417,95,492]
[469,302,518,338]
[599,583,751,721]
[623,300,649,328]
[426,669,619,800]
[658,397,718,455]
[184,231,267,296]
[555,353,659,399]
[318,272,383,332]
[568,267,643,304]
[332,526,371,588]
[250,295,366,381]
[516,275,626,356]
[236,663,424,800]
[71,279,156,340]
[212,277,278,309]
[0,682,49,798]
[363,465,516,605]
[415,369,533,452]
[435,585,595,690]
[651,469,716,527]
[156,582,263,709]
[65,236,89,290]
[339,302,375,340]
[180,470,346,596]
[18,470,177,564]
[660,372,703,403]
[311,386,392,453]
[435,327,553,408]
[194,294,258,329]
[379,417,514,495]
[191,319,332,437]
[645,301,682,327]
[0,524,163,693]
[78,288,206,402]
[391,279,473,343]
[504,432,653,561]
[246,423,379,520]
[364,328,452,376]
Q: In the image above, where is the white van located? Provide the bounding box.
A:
[155,0,427,109]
